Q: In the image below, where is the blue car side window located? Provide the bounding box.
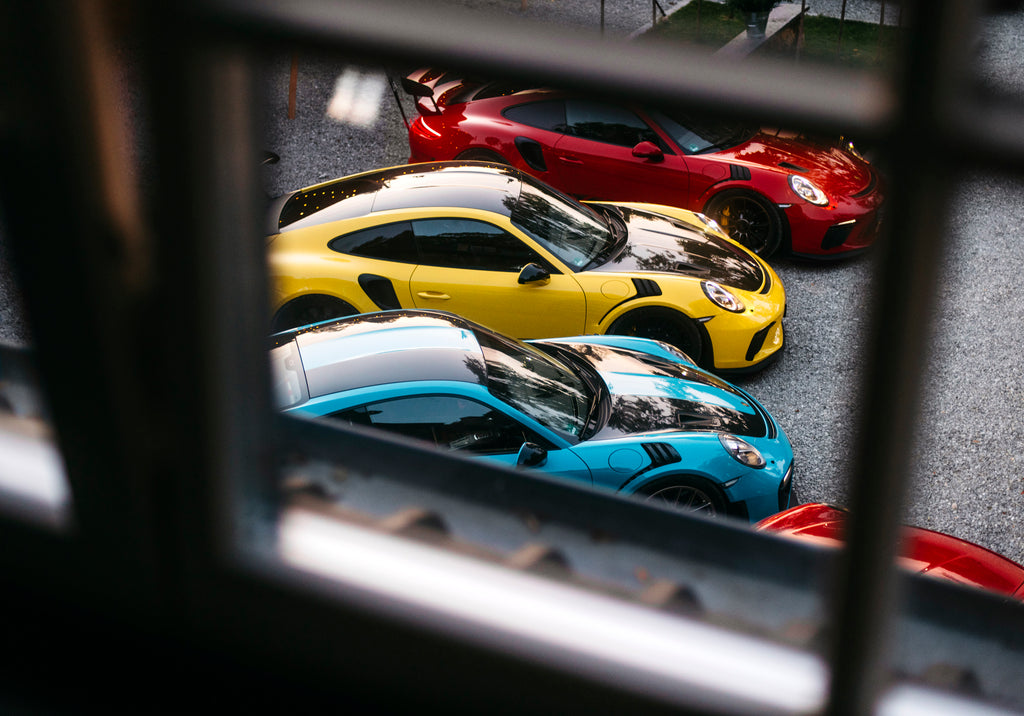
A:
[330,395,547,455]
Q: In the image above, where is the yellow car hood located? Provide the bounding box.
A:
[589,205,767,292]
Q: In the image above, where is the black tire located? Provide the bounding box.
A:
[608,308,704,366]
[271,295,357,333]
[638,476,727,517]
[704,190,783,258]
[455,148,509,164]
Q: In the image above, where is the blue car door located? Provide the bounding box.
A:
[478,448,592,486]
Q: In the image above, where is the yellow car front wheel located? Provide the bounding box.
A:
[608,308,705,366]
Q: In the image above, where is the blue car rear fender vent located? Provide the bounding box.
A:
[642,442,681,468]
[616,443,682,491]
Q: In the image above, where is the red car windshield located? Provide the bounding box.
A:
[510,177,617,271]
[648,109,753,155]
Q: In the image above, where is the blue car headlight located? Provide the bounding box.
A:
[719,433,766,468]
[788,174,829,206]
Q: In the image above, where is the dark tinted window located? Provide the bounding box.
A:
[564,100,660,148]
[413,218,543,271]
[511,178,613,271]
[648,109,751,154]
[328,221,418,263]
[502,100,567,132]
[332,396,542,454]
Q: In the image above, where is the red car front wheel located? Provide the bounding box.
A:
[705,190,784,258]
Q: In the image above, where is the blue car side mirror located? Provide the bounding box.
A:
[516,442,548,468]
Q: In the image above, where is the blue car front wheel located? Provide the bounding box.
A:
[638,476,726,517]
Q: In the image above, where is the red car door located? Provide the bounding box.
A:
[549,99,690,207]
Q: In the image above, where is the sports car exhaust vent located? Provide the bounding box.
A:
[631,278,662,298]
[777,161,808,172]
[674,260,710,275]
[642,443,681,468]
[729,164,752,181]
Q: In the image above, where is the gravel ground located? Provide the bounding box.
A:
[407,0,906,36]
[3,1,1023,567]
[258,2,1024,566]
[0,227,28,347]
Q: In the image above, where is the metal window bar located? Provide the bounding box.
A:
[1,0,1023,713]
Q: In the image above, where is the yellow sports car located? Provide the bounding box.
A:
[267,162,785,372]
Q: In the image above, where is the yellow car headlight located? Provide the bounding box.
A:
[701,280,745,313]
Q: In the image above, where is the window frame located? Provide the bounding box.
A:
[1,0,1024,713]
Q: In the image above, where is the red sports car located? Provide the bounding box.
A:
[403,70,884,259]
[756,503,1024,601]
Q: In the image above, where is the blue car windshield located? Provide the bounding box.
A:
[473,328,590,442]
[510,177,616,271]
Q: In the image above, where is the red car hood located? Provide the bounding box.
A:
[756,503,1024,601]
[714,133,875,196]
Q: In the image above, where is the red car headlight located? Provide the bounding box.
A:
[788,175,829,206]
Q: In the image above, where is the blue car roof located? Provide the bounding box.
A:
[289,313,488,398]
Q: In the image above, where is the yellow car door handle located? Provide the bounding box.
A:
[417,291,451,300]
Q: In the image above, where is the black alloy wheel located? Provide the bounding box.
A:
[271,295,357,333]
[705,191,783,258]
[608,309,704,366]
[640,478,727,517]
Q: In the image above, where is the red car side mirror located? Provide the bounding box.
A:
[632,141,664,161]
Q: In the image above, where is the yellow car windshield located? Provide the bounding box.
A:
[511,178,615,272]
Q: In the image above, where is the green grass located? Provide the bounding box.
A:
[640,1,903,70]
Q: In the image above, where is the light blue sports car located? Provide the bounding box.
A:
[271,310,794,522]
